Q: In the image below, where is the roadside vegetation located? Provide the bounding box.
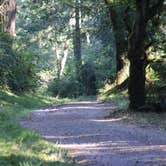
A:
[99,91,166,130]
[0,0,165,165]
[0,90,73,166]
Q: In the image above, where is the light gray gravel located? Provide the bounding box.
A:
[20,101,166,166]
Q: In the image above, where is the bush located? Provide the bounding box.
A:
[146,60,166,111]
[81,62,97,95]
[8,52,38,93]
[0,33,13,87]
[48,62,97,98]
[48,76,79,98]
[0,33,38,93]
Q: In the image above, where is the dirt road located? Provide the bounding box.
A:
[20,101,166,166]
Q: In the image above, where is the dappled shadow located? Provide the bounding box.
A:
[44,132,166,165]
[58,141,166,166]
[0,154,72,166]
[104,78,128,97]
[20,101,166,166]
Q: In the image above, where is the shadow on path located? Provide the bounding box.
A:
[20,101,166,166]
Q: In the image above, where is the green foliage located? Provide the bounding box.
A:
[1,0,165,109]
[48,76,79,98]
[146,59,166,105]
[0,33,38,93]
[48,62,97,98]
[16,0,117,97]
[0,32,13,87]
[0,90,73,166]
[81,62,97,95]
[8,52,38,93]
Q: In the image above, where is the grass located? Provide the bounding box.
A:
[99,89,129,110]
[99,90,166,130]
[75,95,97,101]
[108,108,166,130]
[0,90,74,166]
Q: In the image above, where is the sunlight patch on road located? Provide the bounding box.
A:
[91,118,125,123]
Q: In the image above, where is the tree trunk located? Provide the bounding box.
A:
[55,47,61,79]
[7,0,16,39]
[128,1,147,109]
[128,0,164,110]
[104,0,129,85]
[106,4,125,72]
[0,0,16,39]
[128,43,146,109]
[73,0,82,93]
[59,9,75,77]
[0,0,2,32]
[60,38,70,76]
[116,56,129,85]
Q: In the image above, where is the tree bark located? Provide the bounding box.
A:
[7,0,16,39]
[60,38,70,76]
[109,7,124,72]
[73,0,82,93]
[128,1,147,109]
[128,0,164,109]
[0,0,16,38]
[0,0,3,32]
[104,0,129,85]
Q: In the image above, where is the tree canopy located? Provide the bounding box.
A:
[0,0,165,110]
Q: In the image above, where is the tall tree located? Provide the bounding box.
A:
[6,0,16,39]
[73,0,82,90]
[128,0,164,109]
[0,0,16,39]
[104,0,131,85]
[0,0,3,32]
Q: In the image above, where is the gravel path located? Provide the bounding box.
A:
[20,101,166,166]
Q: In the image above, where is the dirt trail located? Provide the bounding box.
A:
[20,101,166,166]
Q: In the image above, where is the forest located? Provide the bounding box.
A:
[0,0,165,166]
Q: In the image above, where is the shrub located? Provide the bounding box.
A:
[8,52,38,93]
[0,32,13,87]
[48,76,79,98]
[81,62,97,95]
[0,33,38,93]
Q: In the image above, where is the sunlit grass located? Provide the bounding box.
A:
[99,88,166,130]
[99,89,129,110]
[0,90,74,166]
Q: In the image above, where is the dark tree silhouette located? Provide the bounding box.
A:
[128,0,164,109]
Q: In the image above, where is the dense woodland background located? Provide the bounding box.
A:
[0,0,165,165]
[0,0,165,110]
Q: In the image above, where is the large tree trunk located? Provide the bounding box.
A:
[128,35,146,109]
[104,0,129,85]
[109,7,124,73]
[73,0,82,93]
[128,1,147,109]
[128,0,164,109]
